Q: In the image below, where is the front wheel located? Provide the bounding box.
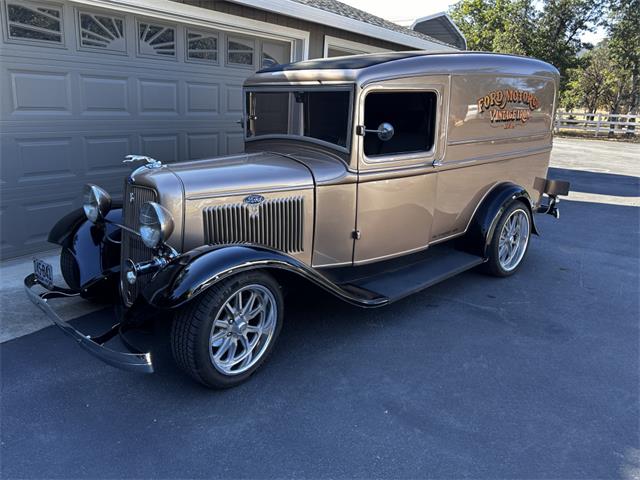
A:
[171,271,283,388]
[483,202,532,277]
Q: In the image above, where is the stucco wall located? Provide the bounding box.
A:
[173,0,414,58]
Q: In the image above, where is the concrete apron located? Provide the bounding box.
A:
[0,248,104,343]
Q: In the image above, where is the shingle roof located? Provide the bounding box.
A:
[290,0,451,48]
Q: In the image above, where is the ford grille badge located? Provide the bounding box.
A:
[244,194,265,205]
[244,194,265,219]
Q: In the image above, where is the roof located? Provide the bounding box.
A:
[411,12,467,50]
[290,0,451,48]
[226,0,458,51]
[249,51,559,86]
[258,51,426,73]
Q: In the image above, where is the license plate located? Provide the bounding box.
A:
[33,258,54,289]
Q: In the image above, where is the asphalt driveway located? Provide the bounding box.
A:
[1,138,639,479]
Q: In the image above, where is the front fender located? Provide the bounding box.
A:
[461,182,538,258]
[143,245,387,309]
[49,208,122,294]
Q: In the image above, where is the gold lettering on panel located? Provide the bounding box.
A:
[477,89,540,129]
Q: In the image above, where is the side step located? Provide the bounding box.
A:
[327,245,485,304]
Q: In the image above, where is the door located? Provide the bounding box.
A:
[353,78,448,264]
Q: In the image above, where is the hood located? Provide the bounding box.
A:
[167,152,314,199]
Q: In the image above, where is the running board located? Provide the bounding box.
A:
[326,245,486,304]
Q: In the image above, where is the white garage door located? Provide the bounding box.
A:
[0,0,297,258]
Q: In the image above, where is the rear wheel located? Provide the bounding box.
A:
[171,271,283,388]
[484,202,532,277]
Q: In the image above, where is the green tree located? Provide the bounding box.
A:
[560,43,618,113]
[449,0,530,52]
[449,0,606,82]
[530,0,606,77]
[606,0,639,118]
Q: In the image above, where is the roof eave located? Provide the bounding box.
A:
[226,0,457,51]
[410,12,467,50]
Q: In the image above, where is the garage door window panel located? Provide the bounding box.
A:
[5,1,63,46]
[363,91,437,160]
[227,36,254,67]
[138,21,176,58]
[186,29,218,64]
[78,10,125,53]
[261,41,291,68]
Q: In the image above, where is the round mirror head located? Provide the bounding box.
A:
[378,122,394,141]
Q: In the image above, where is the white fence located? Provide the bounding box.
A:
[555,111,638,136]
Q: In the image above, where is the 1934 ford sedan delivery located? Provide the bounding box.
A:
[25,51,569,388]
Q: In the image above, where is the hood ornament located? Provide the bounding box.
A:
[124,155,163,183]
[123,155,162,169]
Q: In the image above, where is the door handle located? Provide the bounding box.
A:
[432,159,443,167]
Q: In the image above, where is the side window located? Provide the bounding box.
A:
[5,1,63,45]
[363,91,437,158]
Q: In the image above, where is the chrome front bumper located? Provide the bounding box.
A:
[24,273,154,373]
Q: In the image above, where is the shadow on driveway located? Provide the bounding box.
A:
[549,167,640,197]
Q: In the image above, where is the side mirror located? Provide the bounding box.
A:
[358,122,395,141]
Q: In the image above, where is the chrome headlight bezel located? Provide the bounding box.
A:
[139,201,174,249]
[82,184,112,223]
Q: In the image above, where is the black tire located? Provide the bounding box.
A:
[483,201,532,277]
[171,271,284,389]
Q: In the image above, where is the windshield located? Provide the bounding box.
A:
[245,88,352,150]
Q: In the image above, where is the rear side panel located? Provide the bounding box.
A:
[431,72,557,242]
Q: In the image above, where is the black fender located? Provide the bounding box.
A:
[48,206,122,296]
[460,183,538,258]
[48,208,87,246]
[143,245,388,309]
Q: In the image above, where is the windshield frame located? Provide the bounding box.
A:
[243,84,355,154]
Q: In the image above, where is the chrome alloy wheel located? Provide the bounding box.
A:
[208,284,277,375]
[498,208,530,272]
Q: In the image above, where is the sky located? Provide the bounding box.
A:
[339,0,606,43]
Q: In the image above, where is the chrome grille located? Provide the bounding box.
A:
[203,197,304,254]
[120,183,157,305]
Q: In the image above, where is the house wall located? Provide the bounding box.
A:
[173,0,414,58]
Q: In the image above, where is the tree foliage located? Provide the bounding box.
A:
[605,0,640,113]
[561,43,622,112]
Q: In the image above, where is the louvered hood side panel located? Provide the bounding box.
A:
[185,189,314,266]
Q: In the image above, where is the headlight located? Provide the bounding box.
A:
[83,184,111,223]
[139,202,174,249]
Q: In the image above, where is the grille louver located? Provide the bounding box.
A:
[120,183,157,305]
[203,197,304,254]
